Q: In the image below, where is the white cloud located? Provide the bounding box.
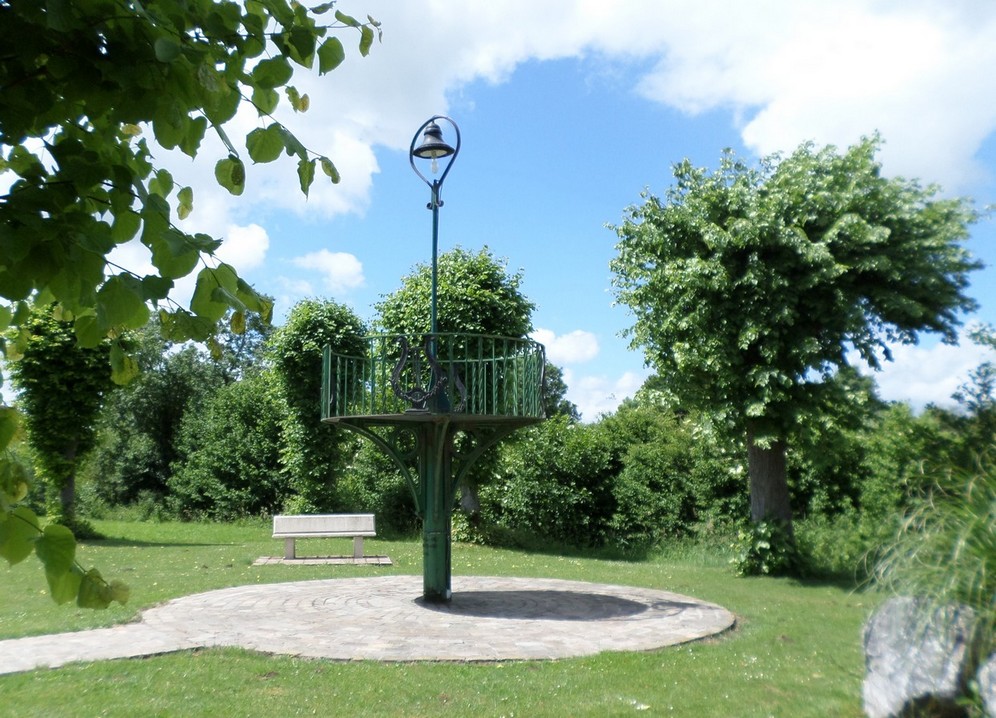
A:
[531,328,600,364]
[629,0,996,191]
[564,368,648,421]
[216,224,269,272]
[90,0,996,257]
[291,249,365,295]
[854,331,996,409]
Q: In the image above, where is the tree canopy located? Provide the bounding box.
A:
[375,246,535,338]
[0,0,378,607]
[610,136,981,529]
[1,0,377,359]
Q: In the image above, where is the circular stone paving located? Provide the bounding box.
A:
[0,576,735,673]
[145,575,735,661]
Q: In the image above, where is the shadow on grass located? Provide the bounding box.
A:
[80,537,235,548]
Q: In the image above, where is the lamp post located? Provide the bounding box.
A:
[409,116,460,601]
[409,116,460,345]
[322,115,544,604]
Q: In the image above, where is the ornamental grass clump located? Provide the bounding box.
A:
[872,454,996,655]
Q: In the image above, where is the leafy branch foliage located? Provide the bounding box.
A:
[0,0,378,607]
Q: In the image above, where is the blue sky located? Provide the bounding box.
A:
[103,1,996,419]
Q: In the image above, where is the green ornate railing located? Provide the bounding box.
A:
[322,333,546,421]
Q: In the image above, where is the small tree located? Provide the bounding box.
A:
[268,298,366,512]
[168,369,287,520]
[611,137,980,539]
[82,319,224,506]
[7,306,111,531]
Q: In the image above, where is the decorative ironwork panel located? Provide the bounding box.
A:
[322,333,546,420]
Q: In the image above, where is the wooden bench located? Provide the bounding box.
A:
[272,514,376,560]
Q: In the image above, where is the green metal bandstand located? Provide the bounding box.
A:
[320,117,546,603]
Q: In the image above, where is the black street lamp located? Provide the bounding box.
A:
[409,116,461,341]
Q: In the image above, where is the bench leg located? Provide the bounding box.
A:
[284,538,296,560]
[353,536,364,559]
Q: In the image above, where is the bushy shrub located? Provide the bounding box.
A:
[730,519,800,577]
[487,416,615,546]
[600,404,746,549]
[167,371,287,520]
[336,441,418,536]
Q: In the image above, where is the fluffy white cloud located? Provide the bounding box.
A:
[216,224,269,272]
[531,328,600,364]
[105,0,996,250]
[855,331,996,409]
[632,0,996,191]
[564,368,648,421]
[291,249,365,295]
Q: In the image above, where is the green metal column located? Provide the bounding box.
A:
[419,420,453,602]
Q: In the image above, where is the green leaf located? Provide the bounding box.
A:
[177,186,194,220]
[110,342,140,385]
[149,169,174,198]
[320,157,340,184]
[230,310,246,335]
[0,407,19,452]
[154,37,182,63]
[140,274,174,301]
[35,523,76,575]
[110,211,141,244]
[109,579,130,605]
[179,116,208,158]
[77,569,112,609]
[359,26,374,57]
[0,303,11,331]
[73,313,106,348]
[0,507,39,565]
[298,158,315,196]
[191,264,240,323]
[0,457,30,507]
[335,10,361,27]
[47,565,83,605]
[252,56,293,90]
[97,275,150,329]
[317,37,345,74]
[286,86,309,112]
[252,86,280,115]
[278,126,307,160]
[215,156,245,196]
[246,125,284,163]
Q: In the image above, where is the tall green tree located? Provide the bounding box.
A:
[375,246,535,338]
[374,246,536,512]
[268,298,366,512]
[542,363,580,421]
[610,137,980,535]
[7,306,112,530]
[82,320,224,507]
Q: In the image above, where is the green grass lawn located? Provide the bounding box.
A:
[0,520,876,717]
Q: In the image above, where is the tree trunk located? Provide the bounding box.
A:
[57,441,78,524]
[746,425,794,536]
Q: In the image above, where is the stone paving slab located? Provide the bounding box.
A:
[0,575,735,674]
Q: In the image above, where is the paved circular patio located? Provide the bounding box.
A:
[0,575,735,673]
